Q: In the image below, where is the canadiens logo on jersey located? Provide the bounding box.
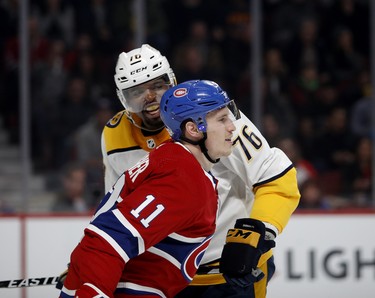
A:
[146,138,156,149]
[181,236,213,282]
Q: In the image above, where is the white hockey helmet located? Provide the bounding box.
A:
[114,44,176,112]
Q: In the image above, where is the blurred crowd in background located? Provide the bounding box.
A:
[0,0,372,213]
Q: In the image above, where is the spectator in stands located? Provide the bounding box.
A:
[295,115,317,162]
[263,47,289,98]
[313,82,339,127]
[172,43,210,84]
[262,0,320,51]
[220,0,252,103]
[263,47,296,136]
[288,62,322,118]
[261,113,283,148]
[350,96,372,139]
[284,16,328,78]
[163,0,210,49]
[314,106,357,172]
[3,14,51,143]
[342,137,372,207]
[277,137,318,187]
[32,0,75,47]
[298,177,350,210]
[329,28,364,88]
[172,19,224,84]
[32,38,68,170]
[322,0,369,58]
[314,106,358,198]
[51,162,90,213]
[55,76,92,168]
[298,179,331,210]
[64,33,94,71]
[72,98,113,206]
[32,38,68,108]
[71,50,103,102]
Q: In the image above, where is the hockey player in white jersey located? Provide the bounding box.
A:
[101,44,300,297]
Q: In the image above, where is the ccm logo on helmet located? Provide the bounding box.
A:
[130,66,147,75]
[173,88,188,97]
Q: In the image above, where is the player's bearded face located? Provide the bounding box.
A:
[205,107,236,159]
[123,77,170,113]
[124,77,171,129]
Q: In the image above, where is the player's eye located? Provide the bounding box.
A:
[151,81,165,90]
[130,89,143,97]
[218,116,227,122]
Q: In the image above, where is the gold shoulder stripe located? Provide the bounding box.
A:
[103,112,138,152]
[106,111,125,128]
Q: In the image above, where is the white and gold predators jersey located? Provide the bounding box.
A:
[101,111,171,192]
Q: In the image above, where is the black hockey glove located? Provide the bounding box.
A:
[55,264,69,290]
[224,267,265,287]
[219,218,276,287]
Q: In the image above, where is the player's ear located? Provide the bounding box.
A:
[184,121,201,139]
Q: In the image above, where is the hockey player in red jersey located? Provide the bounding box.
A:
[58,80,240,298]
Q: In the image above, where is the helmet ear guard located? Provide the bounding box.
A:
[197,118,206,133]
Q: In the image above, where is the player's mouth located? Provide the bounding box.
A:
[144,103,160,117]
[225,137,233,145]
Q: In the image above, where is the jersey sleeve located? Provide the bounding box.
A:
[220,111,300,234]
[251,166,300,233]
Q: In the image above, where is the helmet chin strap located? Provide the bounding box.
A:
[180,133,220,164]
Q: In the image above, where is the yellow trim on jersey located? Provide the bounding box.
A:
[103,111,138,152]
[251,167,300,234]
[103,111,171,154]
[258,249,272,266]
[191,273,226,286]
[254,256,269,298]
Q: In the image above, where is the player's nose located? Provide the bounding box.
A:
[145,89,157,101]
[228,120,236,132]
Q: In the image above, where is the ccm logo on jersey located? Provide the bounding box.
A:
[173,88,188,97]
[226,228,260,247]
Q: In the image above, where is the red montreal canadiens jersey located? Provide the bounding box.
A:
[61,141,218,298]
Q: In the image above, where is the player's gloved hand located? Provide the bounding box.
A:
[224,267,265,287]
[219,218,276,287]
[55,264,69,290]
